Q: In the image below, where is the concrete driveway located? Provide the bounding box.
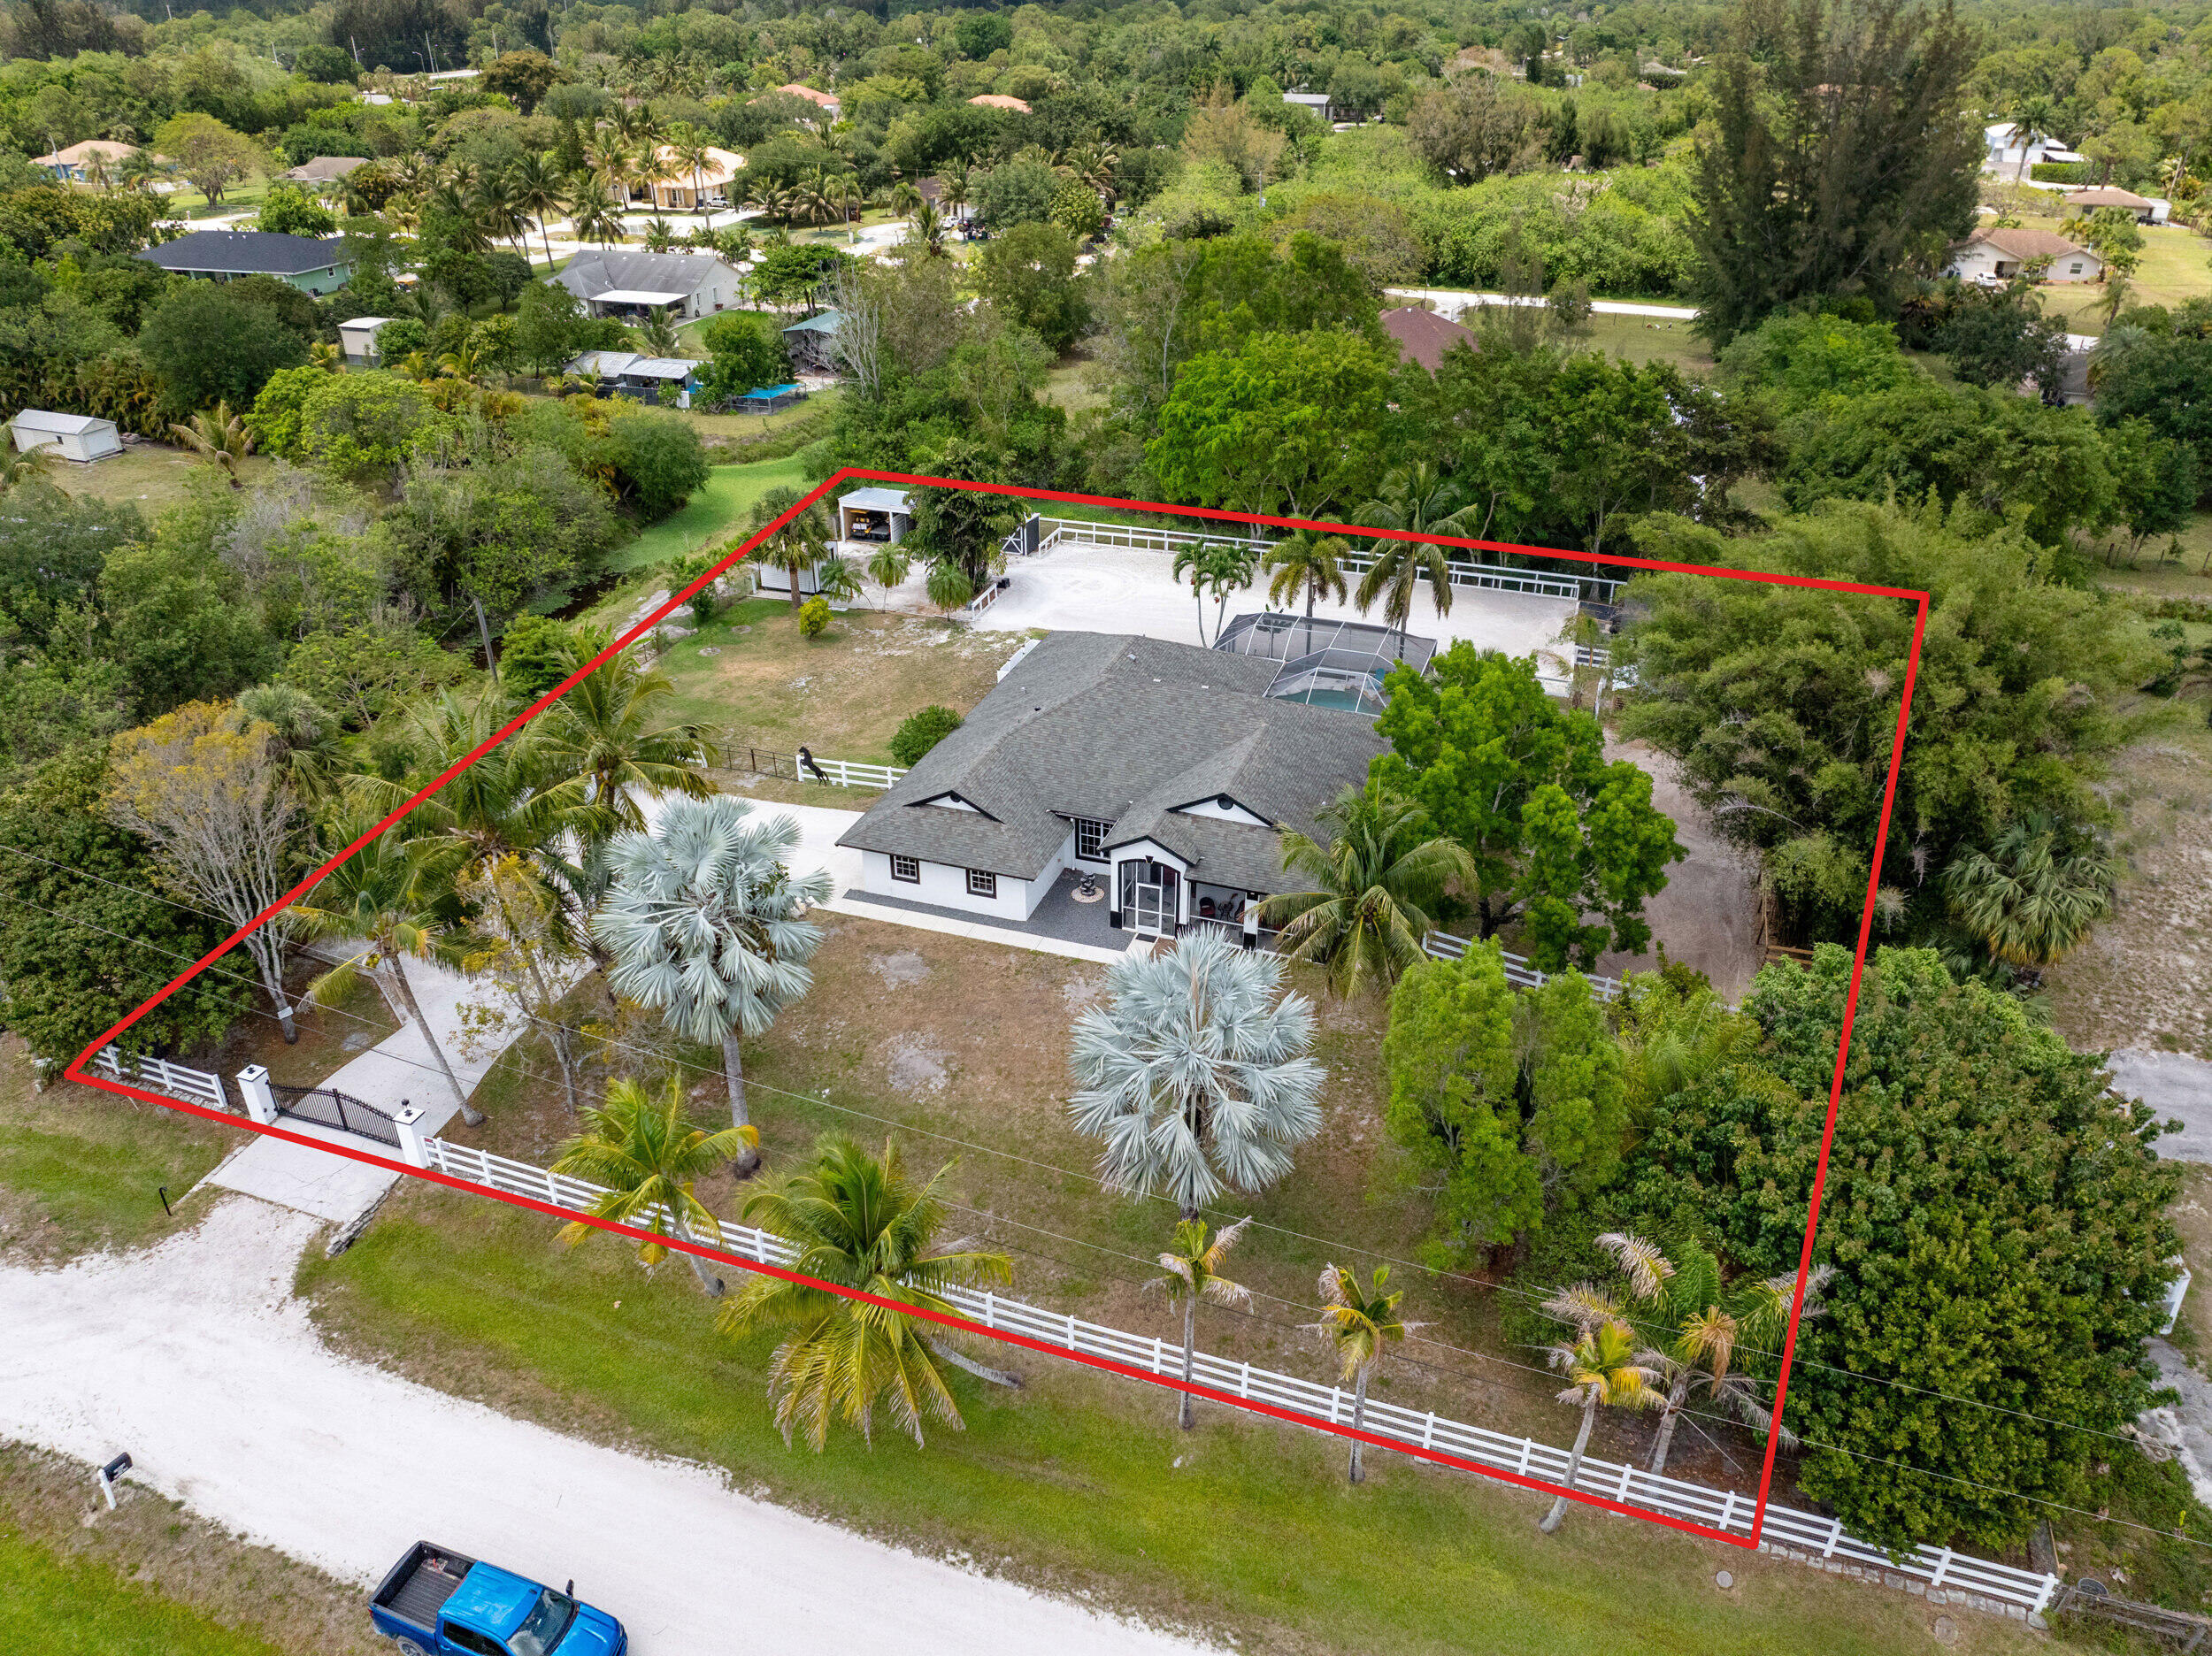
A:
[2108,1049,2212,1160]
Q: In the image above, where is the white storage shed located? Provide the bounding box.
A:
[9,410,122,463]
[339,317,392,364]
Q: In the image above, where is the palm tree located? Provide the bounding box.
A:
[718,1135,1018,1447]
[1148,1216,1254,1430]
[1633,1244,1825,1477]
[511,150,568,269]
[668,129,715,215]
[1537,1314,1663,1532]
[591,794,830,1166]
[471,172,529,253]
[908,197,948,257]
[1171,540,1257,647]
[2007,94,2058,183]
[438,338,487,383]
[0,440,56,494]
[1263,528,1349,617]
[552,1075,757,1297]
[1942,816,2115,970]
[1311,1263,1421,1483]
[291,814,484,1126]
[941,163,972,224]
[889,179,923,219]
[169,401,253,487]
[1067,930,1323,1215]
[636,307,684,356]
[1353,462,1477,640]
[532,631,720,835]
[865,542,912,602]
[567,179,626,248]
[749,487,834,611]
[1265,778,1479,998]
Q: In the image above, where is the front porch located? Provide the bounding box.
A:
[838,866,1275,960]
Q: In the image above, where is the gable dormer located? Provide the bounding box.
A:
[912,791,1000,821]
[1171,794,1272,829]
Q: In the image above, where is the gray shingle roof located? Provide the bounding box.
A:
[836,632,1384,886]
[553,249,740,303]
[137,230,346,276]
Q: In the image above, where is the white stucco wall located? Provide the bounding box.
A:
[858,848,1035,923]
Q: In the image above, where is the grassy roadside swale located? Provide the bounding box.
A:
[301,1180,2061,1656]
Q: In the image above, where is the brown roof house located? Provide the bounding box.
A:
[969,94,1033,113]
[2063,185,2162,225]
[1946,226,2103,285]
[1380,306,1478,372]
[280,155,372,185]
[776,82,841,119]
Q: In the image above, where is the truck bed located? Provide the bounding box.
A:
[374,1542,476,1631]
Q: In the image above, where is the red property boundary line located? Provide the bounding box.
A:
[65,467,1931,1549]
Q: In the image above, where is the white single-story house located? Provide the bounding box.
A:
[9,410,121,462]
[562,349,699,408]
[1982,122,2086,176]
[1283,90,1334,120]
[338,317,392,364]
[836,623,1425,938]
[552,249,748,322]
[137,229,351,295]
[1946,226,2103,284]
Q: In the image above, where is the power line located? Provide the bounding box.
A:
[1,847,2162,1454]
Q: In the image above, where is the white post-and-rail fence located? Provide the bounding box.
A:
[1025,517,1624,607]
[724,744,907,792]
[415,1131,2059,1622]
[92,1046,227,1112]
[1421,931,1624,1002]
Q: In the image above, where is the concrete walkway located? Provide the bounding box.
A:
[205,797,870,1226]
[0,1195,1218,1656]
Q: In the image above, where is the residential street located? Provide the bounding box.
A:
[0,1194,1218,1656]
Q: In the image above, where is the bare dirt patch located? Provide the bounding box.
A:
[2046,713,2212,1058]
[871,949,932,989]
[884,1033,951,1096]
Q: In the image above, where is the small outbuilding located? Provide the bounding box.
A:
[1380,306,1478,372]
[838,486,913,546]
[339,317,392,364]
[2063,185,2162,225]
[9,410,122,463]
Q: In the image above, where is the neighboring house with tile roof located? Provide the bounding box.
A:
[1381,305,1478,372]
[136,229,352,293]
[836,625,1416,935]
[968,94,1033,113]
[34,138,145,180]
[1945,226,2102,284]
[2062,185,2163,224]
[777,82,841,118]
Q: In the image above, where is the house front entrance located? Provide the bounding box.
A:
[1118,860,1180,938]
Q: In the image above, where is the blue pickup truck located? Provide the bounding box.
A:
[370,1542,627,1656]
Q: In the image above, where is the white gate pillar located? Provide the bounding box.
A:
[392,1102,429,1169]
[236,1064,277,1126]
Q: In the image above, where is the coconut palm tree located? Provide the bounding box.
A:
[1537,1314,1663,1532]
[591,794,829,1166]
[748,486,835,611]
[889,179,923,219]
[2006,94,2058,183]
[1171,539,1256,647]
[552,1075,756,1297]
[1353,462,1478,640]
[1149,1216,1254,1430]
[668,128,715,214]
[718,1134,1018,1447]
[865,542,912,602]
[908,197,948,257]
[1264,778,1479,998]
[1263,528,1349,617]
[1311,1263,1421,1483]
[169,401,254,487]
[566,178,626,248]
[291,813,484,1126]
[941,163,972,224]
[510,151,568,269]
[470,172,529,253]
[1942,816,2115,970]
[532,629,720,835]
[1067,930,1323,1215]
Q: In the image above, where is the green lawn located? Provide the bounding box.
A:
[0,1526,286,1656]
[0,1045,238,1262]
[609,456,812,572]
[303,1183,2055,1656]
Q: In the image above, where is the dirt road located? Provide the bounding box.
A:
[0,1194,1217,1656]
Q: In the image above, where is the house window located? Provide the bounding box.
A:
[966,868,998,899]
[2070,262,2084,273]
[890,855,919,884]
[1074,818,1110,862]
